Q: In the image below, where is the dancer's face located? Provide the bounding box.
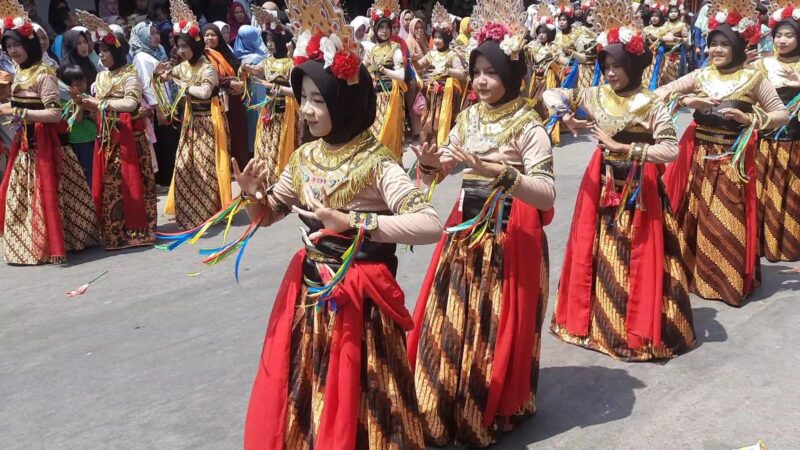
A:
[472,55,505,104]
[538,31,549,44]
[558,16,569,31]
[4,38,27,65]
[99,47,114,68]
[774,25,798,57]
[709,34,733,67]
[177,39,193,62]
[602,54,631,92]
[433,32,446,51]
[377,22,391,41]
[668,8,680,21]
[299,76,333,137]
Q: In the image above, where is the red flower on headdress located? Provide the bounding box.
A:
[4,16,14,30]
[607,28,620,44]
[769,18,778,28]
[188,25,200,39]
[293,55,309,66]
[782,6,795,20]
[726,10,742,26]
[17,22,34,37]
[383,8,391,18]
[625,34,645,55]
[476,22,510,45]
[102,33,118,46]
[742,24,760,46]
[708,17,719,30]
[179,19,188,30]
[306,32,324,61]
[331,51,360,81]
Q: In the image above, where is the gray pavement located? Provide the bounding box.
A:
[2,115,799,449]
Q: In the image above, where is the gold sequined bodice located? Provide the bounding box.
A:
[696,66,763,103]
[758,57,800,90]
[454,97,542,155]
[11,63,54,96]
[421,50,457,80]
[262,57,293,84]
[94,64,138,100]
[586,85,657,136]
[174,57,217,86]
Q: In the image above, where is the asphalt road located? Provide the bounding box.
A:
[2,115,799,449]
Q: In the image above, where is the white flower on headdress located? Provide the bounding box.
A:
[734,17,754,32]
[294,30,311,58]
[793,9,800,21]
[596,31,608,47]
[619,27,634,44]
[715,11,728,23]
[499,35,524,59]
[320,34,342,68]
[13,17,25,27]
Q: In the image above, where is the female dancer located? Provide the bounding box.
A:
[526,6,566,143]
[156,3,231,230]
[545,1,696,361]
[408,7,555,447]
[754,3,800,262]
[554,0,597,89]
[648,3,688,88]
[655,2,789,306]
[0,7,97,264]
[364,1,406,158]
[241,1,440,447]
[245,15,297,185]
[417,3,466,146]
[76,14,157,250]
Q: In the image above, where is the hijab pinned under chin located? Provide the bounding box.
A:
[598,43,653,92]
[290,59,377,145]
[708,24,747,70]
[469,40,527,106]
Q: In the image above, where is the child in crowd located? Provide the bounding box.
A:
[57,64,97,186]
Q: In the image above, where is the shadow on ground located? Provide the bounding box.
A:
[494,365,645,447]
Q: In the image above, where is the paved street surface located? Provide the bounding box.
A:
[2,115,799,449]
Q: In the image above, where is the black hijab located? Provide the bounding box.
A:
[650,10,665,27]
[558,13,574,33]
[176,32,206,65]
[264,29,289,59]
[535,24,557,43]
[373,17,393,44]
[432,28,452,50]
[667,5,681,23]
[1,30,42,69]
[773,20,800,59]
[290,59,377,145]
[708,24,747,70]
[60,29,97,86]
[469,40,526,106]
[95,32,130,71]
[201,23,240,71]
[598,43,653,92]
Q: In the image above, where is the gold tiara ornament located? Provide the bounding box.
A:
[74,9,120,47]
[554,0,574,18]
[536,3,556,31]
[472,0,526,60]
[431,2,452,33]
[0,0,35,39]
[594,0,646,55]
[768,2,800,28]
[170,0,201,40]
[252,5,285,33]
[287,0,361,84]
[707,0,759,45]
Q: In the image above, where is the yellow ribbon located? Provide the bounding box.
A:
[278,96,299,176]
[436,78,463,147]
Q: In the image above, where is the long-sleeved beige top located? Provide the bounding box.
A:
[9,63,61,123]
[426,97,556,210]
[365,41,405,82]
[92,64,142,112]
[261,131,442,245]
[169,57,219,99]
[753,57,800,91]
[418,49,464,81]
[543,85,680,163]
[653,66,789,128]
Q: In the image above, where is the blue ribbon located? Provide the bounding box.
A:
[649,45,666,91]
[591,58,602,86]
[561,58,580,88]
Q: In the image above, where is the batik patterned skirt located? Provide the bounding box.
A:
[60,146,100,253]
[173,115,223,230]
[413,231,549,448]
[254,109,286,186]
[756,137,800,262]
[284,288,426,450]
[577,60,598,90]
[551,178,695,361]
[98,133,157,249]
[675,135,760,306]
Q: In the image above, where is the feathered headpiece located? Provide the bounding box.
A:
[555,0,575,18]
[594,0,646,55]
[768,1,800,28]
[170,0,201,41]
[369,0,400,25]
[286,0,361,84]
[536,3,556,31]
[471,0,526,59]
[431,2,452,33]
[0,0,35,39]
[649,2,668,14]
[252,4,284,34]
[707,0,760,45]
[74,9,120,47]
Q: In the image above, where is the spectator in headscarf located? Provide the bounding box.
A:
[233,25,268,155]
[227,1,251,43]
[399,10,413,40]
[99,0,121,24]
[60,29,98,87]
[34,24,59,68]
[213,21,232,44]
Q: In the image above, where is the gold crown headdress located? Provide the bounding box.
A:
[593,0,647,55]
[0,0,35,39]
[554,0,575,18]
[74,9,121,47]
[707,0,759,45]
[536,3,556,31]
[369,0,400,24]
[649,2,668,14]
[286,0,361,84]
[431,2,452,32]
[252,4,284,33]
[768,1,800,27]
[170,0,202,41]
[471,0,526,59]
